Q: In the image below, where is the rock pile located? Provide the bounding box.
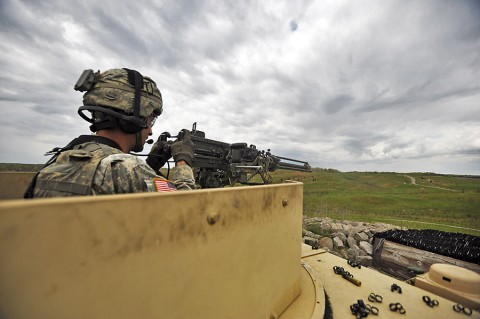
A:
[302,216,405,267]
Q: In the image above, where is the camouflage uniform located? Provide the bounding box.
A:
[32,138,195,197]
[27,68,195,198]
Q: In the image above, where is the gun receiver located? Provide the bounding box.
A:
[162,123,312,188]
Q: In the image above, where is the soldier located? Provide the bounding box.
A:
[24,68,195,198]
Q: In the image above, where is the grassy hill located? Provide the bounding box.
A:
[0,163,43,172]
[271,169,480,236]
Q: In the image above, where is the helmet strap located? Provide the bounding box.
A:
[123,68,142,119]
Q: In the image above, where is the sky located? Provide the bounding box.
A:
[1,0,479,175]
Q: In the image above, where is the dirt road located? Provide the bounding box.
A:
[403,175,459,192]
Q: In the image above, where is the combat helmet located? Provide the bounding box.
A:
[75,68,163,134]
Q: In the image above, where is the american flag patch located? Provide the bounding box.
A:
[153,178,177,192]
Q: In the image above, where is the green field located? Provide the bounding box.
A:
[2,163,479,236]
[271,169,480,236]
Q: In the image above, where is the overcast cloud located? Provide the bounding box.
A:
[1,0,479,175]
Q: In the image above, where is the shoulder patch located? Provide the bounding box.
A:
[153,178,177,192]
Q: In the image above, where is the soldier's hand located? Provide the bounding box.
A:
[170,129,194,166]
[146,137,172,173]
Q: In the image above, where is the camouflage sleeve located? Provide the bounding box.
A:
[93,154,157,194]
[172,164,196,190]
[93,154,196,194]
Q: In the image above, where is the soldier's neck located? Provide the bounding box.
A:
[95,129,133,153]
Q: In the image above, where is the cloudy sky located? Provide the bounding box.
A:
[1,0,479,175]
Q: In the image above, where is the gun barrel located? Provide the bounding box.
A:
[276,162,312,172]
[273,156,312,172]
[275,155,309,164]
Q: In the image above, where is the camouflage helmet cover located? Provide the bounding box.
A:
[82,68,163,117]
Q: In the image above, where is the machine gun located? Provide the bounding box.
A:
[161,123,312,188]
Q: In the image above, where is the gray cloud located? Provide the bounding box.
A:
[0,0,479,175]
[324,95,355,114]
[290,20,298,32]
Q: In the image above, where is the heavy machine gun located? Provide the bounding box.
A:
[161,123,311,188]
